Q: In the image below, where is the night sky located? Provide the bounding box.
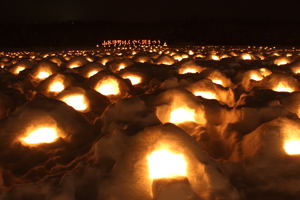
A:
[2,0,299,22]
[1,0,300,48]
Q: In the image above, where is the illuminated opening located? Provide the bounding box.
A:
[36,71,51,80]
[221,54,229,59]
[180,68,198,74]
[69,64,80,69]
[193,91,217,100]
[188,50,194,55]
[286,53,293,57]
[87,57,94,62]
[95,78,120,96]
[169,107,196,124]
[182,54,189,59]
[274,58,290,66]
[137,59,146,63]
[195,54,204,58]
[20,127,59,145]
[212,79,223,86]
[14,66,26,75]
[118,64,126,71]
[101,59,108,65]
[250,73,263,81]
[284,140,300,155]
[174,55,183,61]
[242,54,252,60]
[87,70,99,78]
[162,61,173,65]
[293,67,300,74]
[259,68,272,77]
[272,82,294,93]
[61,94,89,112]
[122,74,142,85]
[49,81,65,93]
[211,55,220,61]
[147,149,187,179]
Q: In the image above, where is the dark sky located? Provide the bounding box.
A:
[1,0,300,23]
[1,0,300,48]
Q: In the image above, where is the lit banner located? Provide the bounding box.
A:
[98,40,167,47]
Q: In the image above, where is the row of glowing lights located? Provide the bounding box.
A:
[13,60,298,103]
[13,64,297,112]
[0,51,293,60]
[2,46,300,58]
[11,53,295,78]
[21,125,187,180]
[5,50,296,67]
[12,59,300,163]
[0,46,298,54]
[18,127,186,179]
[0,47,293,63]
[20,114,300,154]
[14,60,272,79]
[19,126,299,183]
